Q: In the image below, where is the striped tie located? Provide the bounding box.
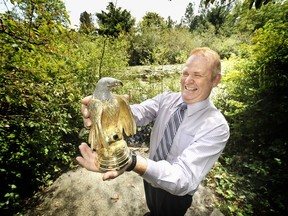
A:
[154,103,187,161]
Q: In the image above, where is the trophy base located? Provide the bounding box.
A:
[97,140,131,171]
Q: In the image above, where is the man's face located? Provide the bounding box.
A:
[181,55,221,104]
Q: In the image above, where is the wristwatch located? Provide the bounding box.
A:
[126,151,137,172]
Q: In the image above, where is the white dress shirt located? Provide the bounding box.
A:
[130,92,230,196]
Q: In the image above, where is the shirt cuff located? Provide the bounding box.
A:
[142,158,167,185]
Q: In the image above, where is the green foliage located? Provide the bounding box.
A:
[128,27,195,66]
[213,15,288,215]
[79,11,95,34]
[183,0,232,34]
[67,33,129,94]
[113,64,183,103]
[204,0,273,9]
[205,3,230,34]
[0,1,129,213]
[1,0,287,214]
[0,16,79,214]
[223,0,285,36]
[183,2,195,27]
[206,159,254,215]
[138,12,166,29]
[96,2,135,37]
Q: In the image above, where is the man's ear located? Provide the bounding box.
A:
[212,74,222,87]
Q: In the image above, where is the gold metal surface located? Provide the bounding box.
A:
[97,139,131,171]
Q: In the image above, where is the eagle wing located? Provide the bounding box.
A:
[115,95,137,137]
[100,99,122,144]
[87,98,107,151]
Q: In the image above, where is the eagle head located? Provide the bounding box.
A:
[93,77,123,100]
[98,77,123,88]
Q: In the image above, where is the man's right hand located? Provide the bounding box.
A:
[81,95,92,128]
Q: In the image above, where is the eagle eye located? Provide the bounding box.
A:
[113,134,120,141]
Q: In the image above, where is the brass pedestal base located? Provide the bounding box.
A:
[97,140,131,171]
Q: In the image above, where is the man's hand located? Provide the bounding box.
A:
[76,143,129,181]
[81,95,92,128]
[76,142,99,172]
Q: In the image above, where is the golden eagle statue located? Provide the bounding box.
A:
[87,77,136,153]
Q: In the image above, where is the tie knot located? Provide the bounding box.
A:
[180,103,187,111]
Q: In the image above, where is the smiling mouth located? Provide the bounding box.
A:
[185,86,197,92]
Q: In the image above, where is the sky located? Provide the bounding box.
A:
[64,0,200,28]
[0,0,200,28]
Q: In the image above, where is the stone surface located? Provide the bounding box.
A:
[24,148,222,216]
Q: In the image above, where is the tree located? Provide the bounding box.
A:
[221,0,286,36]
[95,2,135,37]
[0,0,79,213]
[203,0,273,9]
[182,1,231,33]
[95,2,135,77]
[205,1,231,34]
[166,16,176,28]
[0,0,69,46]
[79,11,94,34]
[130,12,167,65]
[139,12,166,30]
[183,2,197,31]
[213,1,288,213]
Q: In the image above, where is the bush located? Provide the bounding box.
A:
[213,18,288,215]
[0,21,129,213]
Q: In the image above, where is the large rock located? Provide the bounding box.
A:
[24,148,222,216]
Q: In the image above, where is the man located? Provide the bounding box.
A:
[77,47,230,216]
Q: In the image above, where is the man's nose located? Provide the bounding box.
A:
[185,75,195,83]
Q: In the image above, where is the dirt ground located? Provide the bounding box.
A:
[24,148,224,216]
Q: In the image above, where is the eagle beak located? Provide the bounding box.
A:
[106,79,123,88]
[116,80,123,87]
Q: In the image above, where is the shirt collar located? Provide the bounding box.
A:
[181,97,211,116]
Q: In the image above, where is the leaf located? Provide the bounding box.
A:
[5,95,11,103]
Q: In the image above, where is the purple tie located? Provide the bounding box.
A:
[154,103,187,161]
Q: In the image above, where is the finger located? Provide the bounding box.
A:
[122,94,130,101]
[77,143,100,172]
[81,95,92,106]
[83,117,92,128]
[102,170,121,181]
[78,142,92,159]
[81,104,90,118]
[102,165,128,181]
[76,156,86,167]
[76,156,99,172]
[76,154,91,169]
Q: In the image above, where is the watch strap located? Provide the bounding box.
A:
[126,152,137,172]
